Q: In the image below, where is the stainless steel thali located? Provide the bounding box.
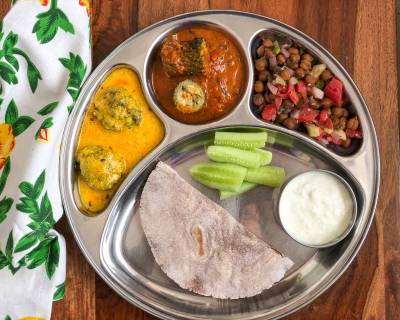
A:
[59,11,380,320]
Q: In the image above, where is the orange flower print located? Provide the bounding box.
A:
[39,0,49,5]
[37,127,50,143]
[0,123,15,170]
[79,0,90,16]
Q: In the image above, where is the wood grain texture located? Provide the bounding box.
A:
[91,0,139,67]
[353,1,400,319]
[0,2,9,17]
[51,217,96,319]
[0,1,398,319]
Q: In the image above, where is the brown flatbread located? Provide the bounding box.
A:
[139,162,294,299]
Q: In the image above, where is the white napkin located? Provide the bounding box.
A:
[0,0,91,318]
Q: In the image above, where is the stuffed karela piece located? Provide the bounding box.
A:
[160,37,210,77]
[173,80,205,113]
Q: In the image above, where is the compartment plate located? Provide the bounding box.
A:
[59,11,380,320]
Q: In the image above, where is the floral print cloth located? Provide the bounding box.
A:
[0,0,91,318]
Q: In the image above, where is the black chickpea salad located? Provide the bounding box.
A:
[252,33,362,148]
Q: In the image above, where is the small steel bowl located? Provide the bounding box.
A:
[277,169,358,248]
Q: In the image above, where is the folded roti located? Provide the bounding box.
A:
[139,161,294,299]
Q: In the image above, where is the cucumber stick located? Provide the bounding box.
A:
[190,163,247,192]
[219,182,257,200]
[253,148,272,166]
[245,166,285,187]
[266,135,276,145]
[206,146,261,168]
[214,131,267,150]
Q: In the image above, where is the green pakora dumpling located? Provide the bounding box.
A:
[76,145,125,191]
[93,87,142,131]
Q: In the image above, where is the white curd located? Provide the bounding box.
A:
[279,171,354,246]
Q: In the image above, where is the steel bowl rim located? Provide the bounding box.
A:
[277,169,358,248]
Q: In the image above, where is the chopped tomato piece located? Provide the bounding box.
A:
[324,78,343,106]
[319,110,329,123]
[275,96,283,108]
[261,104,277,121]
[296,81,308,100]
[276,84,287,92]
[315,133,325,141]
[288,89,299,105]
[331,134,342,145]
[276,91,288,99]
[324,118,333,130]
[346,128,363,138]
[297,107,319,123]
[276,84,291,99]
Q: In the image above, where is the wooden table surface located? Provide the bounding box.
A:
[2,1,399,319]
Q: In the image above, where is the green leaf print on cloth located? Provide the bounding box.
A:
[0,157,11,194]
[5,170,61,279]
[4,99,35,136]
[0,22,42,93]
[33,0,75,44]
[59,52,87,112]
[59,52,87,101]
[37,101,59,116]
[0,230,21,274]
[34,101,58,142]
[0,158,13,224]
[0,196,13,224]
[53,282,65,301]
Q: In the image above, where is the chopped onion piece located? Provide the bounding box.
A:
[291,110,300,119]
[289,77,298,86]
[332,129,346,141]
[312,86,324,99]
[269,56,277,69]
[286,67,294,76]
[281,44,290,58]
[267,82,278,95]
[320,138,329,145]
[310,64,327,79]
[273,75,286,86]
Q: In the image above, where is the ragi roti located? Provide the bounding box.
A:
[139,161,294,299]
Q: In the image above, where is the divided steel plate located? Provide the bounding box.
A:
[59,11,380,320]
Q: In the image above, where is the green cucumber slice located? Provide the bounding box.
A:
[252,148,272,166]
[206,146,261,168]
[190,163,247,192]
[245,166,285,187]
[214,131,267,150]
[219,182,257,200]
[266,135,276,145]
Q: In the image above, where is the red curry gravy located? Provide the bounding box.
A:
[150,26,246,124]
